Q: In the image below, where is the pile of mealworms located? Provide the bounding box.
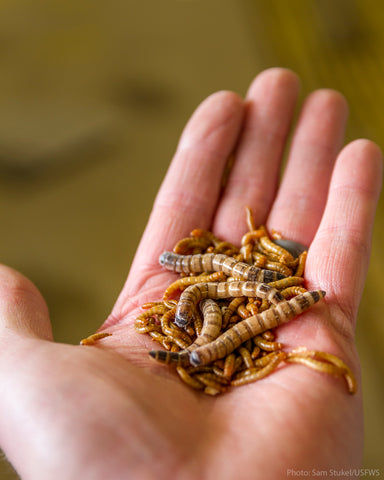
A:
[131,207,357,396]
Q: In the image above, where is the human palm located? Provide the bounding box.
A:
[0,68,382,480]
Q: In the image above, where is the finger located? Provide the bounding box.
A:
[0,265,52,344]
[306,139,383,326]
[267,89,348,245]
[213,68,300,243]
[125,90,244,293]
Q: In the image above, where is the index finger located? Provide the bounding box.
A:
[126,90,244,293]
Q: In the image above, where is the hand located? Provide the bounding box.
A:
[0,68,382,480]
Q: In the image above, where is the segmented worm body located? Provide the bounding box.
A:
[150,298,223,366]
[159,251,285,282]
[189,290,325,366]
[175,281,285,327]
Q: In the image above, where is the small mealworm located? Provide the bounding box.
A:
[149,298,223,366]
[259,236,295,264]
[253,335,282,351]
[222,297,247,328]
[176,366,205,390]
[175,281,285,327]
[231,352,286,386]
[159,251,285,283]
[80,332,112,345]
[162,271,226,300]
[238,346,254,368]
[160,307,193,348]
[294,251,308,277]
[241,228,268,246]
[189,290,325,366]
[245,206,256,232]
[286,350,357,394]
[267,276,305,289]
[280,286,308,299]
[173,236,212,254]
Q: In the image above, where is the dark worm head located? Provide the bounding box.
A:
[159,251,170,266]
[189,351,201,367]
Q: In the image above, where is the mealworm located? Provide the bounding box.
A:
[175,281,285,327]
[222,296,247,328]
[253,335,282,351]
[286,349,357,394]
[267,276,305,289]
[149,298,224,366]
[189,290,325,366]
[162,271,226,300]
[294,251,308,277]
[241,228,268,246]
[259,236,295,264]
[231,352,286,386]
[80,332,112,345]
[173,236,212,254]
[245,206,256,231]
[273,238,307,259]
[176,366,205,390]
[280,286,308,299]
[159,251,285,283]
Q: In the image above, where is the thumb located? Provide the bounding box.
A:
[0,265,53,342]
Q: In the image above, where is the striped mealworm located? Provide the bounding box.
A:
[175,281,285,327]
[162,271,226,300]
[149,298,224,366]
[189,290,325,366]
[159,251,285,283]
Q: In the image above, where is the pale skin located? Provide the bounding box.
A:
[0,68,382,480]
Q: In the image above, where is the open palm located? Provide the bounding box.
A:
[0,68,382,480]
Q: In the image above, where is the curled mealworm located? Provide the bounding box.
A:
[231,352,286,386]
[222,297,247,328]
[149,298,223,366]
[189,290,325,366]
[162,271,226,300]
[241,228,268,247]
[160,307,193,348]
[173,236,212,254]
[175,281,285,327]
[253,335,282,351]
[280,286,308,299]
[259,236,295,264]
[159,251,285,283]
[176,366,205,390]
[286,350,357,394]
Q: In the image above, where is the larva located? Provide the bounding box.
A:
[149,298,223,366]
[189,290,325,367]
[175,281,285,327]
[159,251,285,283]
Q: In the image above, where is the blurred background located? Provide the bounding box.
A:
[0,0,383,477]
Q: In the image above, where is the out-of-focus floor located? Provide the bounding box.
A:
[0,1,383,477]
